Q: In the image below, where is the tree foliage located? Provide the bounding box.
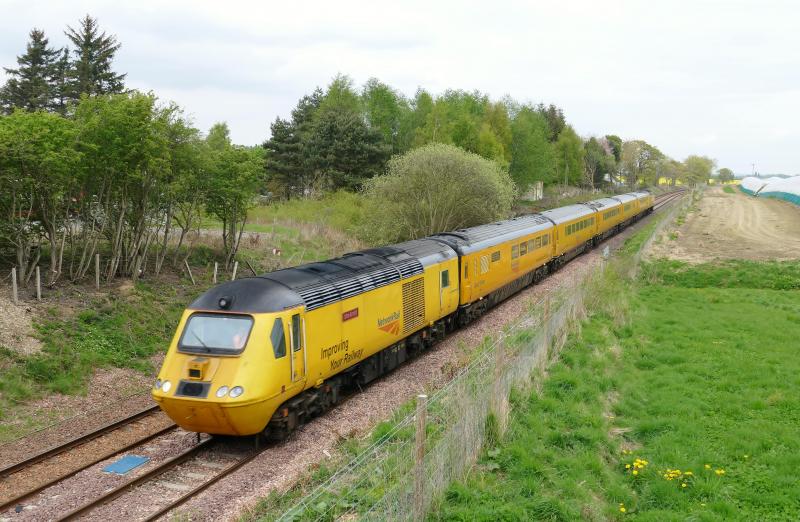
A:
[621,140,663,187]
[64,15,126,100]
[554,125,585,186]
[362,143,516,243]
[508,106,554,190]
[717,167,734,184]
[684,155,716,185]
[0,29,65,113]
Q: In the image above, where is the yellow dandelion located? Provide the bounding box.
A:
[625,464,631,469]
[682,483,687,488]
[704,464,711,469]
[685,471,693,476]
[632,470,638,476]
[620,507,626,513]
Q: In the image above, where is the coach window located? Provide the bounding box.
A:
[441,270,450,288]
[543,235,549,245]
[512,245,519,259]
[491,251,501,262]
[520,242,528,256]
[270,318,286,358]
[464,263,468,279]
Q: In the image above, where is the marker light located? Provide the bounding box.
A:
[229,386,244,398]
[216,386,229,398]
[154,379,162,390]
[161,380,172,393]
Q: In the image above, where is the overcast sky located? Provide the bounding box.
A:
[2,0,798,174]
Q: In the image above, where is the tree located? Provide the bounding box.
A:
[0,111,80,284]
[317,74,361,115]
[263,88,322,197]
[717,167,734,184]
[305,109,389,190]
[205,139,264,268]
[0,29,63,113]
[684,155,716,186]
[362,78,409,155]
[65,15,126,101]
[73,92,169,281]
[508,106,554,190]
[621,140,663,187]
[536,103,566,142]
[554,126,585,186]
[584,137,615,188]
[363,143,515,243]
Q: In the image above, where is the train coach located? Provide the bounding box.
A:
[152,191,654,438]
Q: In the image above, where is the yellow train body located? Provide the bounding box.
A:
[153,191,654,437]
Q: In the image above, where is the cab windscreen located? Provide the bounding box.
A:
[179,313,254,354]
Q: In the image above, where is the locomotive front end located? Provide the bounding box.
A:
[152,278,306,436]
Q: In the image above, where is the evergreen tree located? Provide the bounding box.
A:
[0,29,62,113]
[51,49,70,115]
[65,15,126,100]
[306,109,389,191]
[263,88,322,197]
[536,103,566,142]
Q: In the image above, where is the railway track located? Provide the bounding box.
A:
[57,436,264,521]
[0,405,174,513]
[653,188,687,210]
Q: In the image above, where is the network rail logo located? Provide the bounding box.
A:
[377,311,400,335]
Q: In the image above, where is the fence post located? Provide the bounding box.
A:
[184,259,196,285]
[213,262,218,284]
[35,266,41,301]
[11,267,18,304]
[231,261,239,281]
[95,254,100,290]
[492,339,508,438]
[414,394,428,521]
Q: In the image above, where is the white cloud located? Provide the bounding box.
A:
[1,0,799,173]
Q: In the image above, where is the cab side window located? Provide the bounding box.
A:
[271,318,286,358]
[291,314,301,352]
[441,269,450,288]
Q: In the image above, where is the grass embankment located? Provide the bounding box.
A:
[0,280,195,441]
[722,186,736,194]
[433,259,800,520]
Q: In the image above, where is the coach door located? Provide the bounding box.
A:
[439,267,458,314]
[289,312,306,383]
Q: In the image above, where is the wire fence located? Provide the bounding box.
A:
[273,191,693,522]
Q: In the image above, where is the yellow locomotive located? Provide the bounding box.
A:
[152,191,653,437]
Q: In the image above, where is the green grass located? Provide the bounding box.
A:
[723,186,736,194]
[0,279,197,441]
[432,260,800,521]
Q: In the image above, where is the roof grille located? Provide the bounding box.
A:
[296,259,424,310]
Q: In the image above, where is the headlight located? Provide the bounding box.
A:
[154,379,162,390]
[229,386,244,398]
[161,380,172,393]
[215,386,229,398]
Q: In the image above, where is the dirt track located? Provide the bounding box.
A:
[648,186,800,262]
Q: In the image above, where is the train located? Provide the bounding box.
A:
[152,191,654,438]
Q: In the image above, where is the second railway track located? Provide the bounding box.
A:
[0,405,175,514]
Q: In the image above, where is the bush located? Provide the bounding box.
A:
[361,143,516,243]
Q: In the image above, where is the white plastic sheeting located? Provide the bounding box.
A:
[739,175,800,205]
